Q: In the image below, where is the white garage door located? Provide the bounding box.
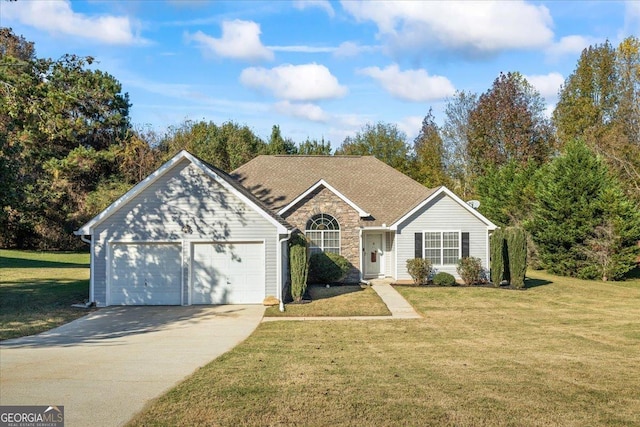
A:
[110,243,182,305]
[191,242,264,304]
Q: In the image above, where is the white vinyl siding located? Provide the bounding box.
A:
[396,192,490,280]
[385,232,395,278]
[92,159,279,306]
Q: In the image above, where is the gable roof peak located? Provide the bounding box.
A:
[76,150,293,235]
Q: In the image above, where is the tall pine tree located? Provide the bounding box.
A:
[527,140,640,280]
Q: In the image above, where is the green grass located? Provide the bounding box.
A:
[264,284,391,317]
[129,270,640,427]
[0,250,91,340]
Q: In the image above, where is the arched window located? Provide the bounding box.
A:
[305,214,340,255]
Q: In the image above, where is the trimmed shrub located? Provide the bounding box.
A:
[289,234,309,302]
[406,258,432,285]
[490,228,506,286]
[308,252,350,283]
[433,272,456,286]
[505,227,527,289]
[457,257,483,286]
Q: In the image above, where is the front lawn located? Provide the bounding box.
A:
[0,250,91,340]
[129,270,640,426]
[264,284,391,317]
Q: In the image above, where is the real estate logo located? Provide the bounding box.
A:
[0,405,64,427]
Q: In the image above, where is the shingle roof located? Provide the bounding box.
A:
[231,155,438,227]
[194,154,296,232]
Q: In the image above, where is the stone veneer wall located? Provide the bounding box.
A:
[282,186,361,283]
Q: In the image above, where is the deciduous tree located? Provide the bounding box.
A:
[336,122,410,173]
[441,90,477,199]
[158,120,265,172]
[467,72,555,176]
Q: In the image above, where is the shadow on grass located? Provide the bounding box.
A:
[525,277,553,288]
[307,284,364,302]
[0,279,90,311]
[0,257,89,269]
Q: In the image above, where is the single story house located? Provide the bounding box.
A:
[76,150,496,307]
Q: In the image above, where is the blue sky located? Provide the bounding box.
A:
[2,1,639,146]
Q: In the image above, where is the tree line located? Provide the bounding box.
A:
[1,28,639,280]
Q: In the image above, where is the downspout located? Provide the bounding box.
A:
[278,231,293,312]
[79,234,94,304]
[359,228,364,283]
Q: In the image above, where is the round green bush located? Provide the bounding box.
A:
[308,252,350,283]
[433,272,456,286]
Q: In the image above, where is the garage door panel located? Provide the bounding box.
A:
[192,242,264,304]
[110,243,182,305]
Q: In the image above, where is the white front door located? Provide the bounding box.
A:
[365,233,383,278]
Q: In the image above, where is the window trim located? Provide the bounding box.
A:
[422,230,461,266]
[305,214,341,255]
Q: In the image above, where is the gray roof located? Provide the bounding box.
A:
[231,155,437,227]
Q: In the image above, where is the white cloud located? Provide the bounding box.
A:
[524,72,565,100]
[269,45,335,53]
[623,1,640,35]
[358,64,455,102]
[333,41,380,57]
[293,0,335,17]
[240,63,347,101]
[268,42,379,56]
[341,0,554,57]
[546,35,597,58]
[2,0,144,45]
[397,116,424,140]
[274,101,329,122]
[186,20,274,62]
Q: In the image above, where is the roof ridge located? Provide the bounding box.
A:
[270,155,365,158]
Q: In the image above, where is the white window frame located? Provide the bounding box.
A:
[422,230,461,266]
[305,214,341,255]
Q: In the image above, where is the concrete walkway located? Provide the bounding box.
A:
[263,279,422,321]
[0,305,265,427]
[371,280,422,318]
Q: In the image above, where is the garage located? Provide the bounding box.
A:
[191,242,264,304]
[109,243,182,305]
[76,151,291,307]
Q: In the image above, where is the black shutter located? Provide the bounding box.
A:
[414,233,423,258]
[462,232,470,258]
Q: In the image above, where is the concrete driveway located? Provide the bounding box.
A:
[0,305,265,427]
